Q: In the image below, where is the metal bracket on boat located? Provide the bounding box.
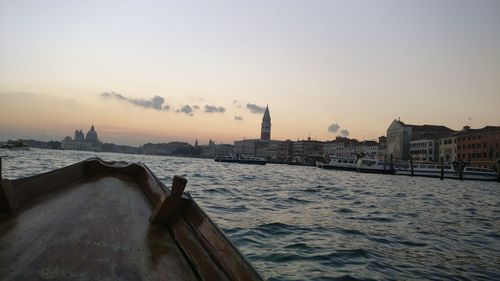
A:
[149,175,188,224]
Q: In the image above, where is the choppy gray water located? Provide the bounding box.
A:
[1,149,500,281]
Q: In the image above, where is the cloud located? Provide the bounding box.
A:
[101,92,170,111]
[328,123,340,133]
[340,129,349,137]
[193,105,200,110]
[205,105,226,113]
[233,99,242,108]
[179,105,193,115]
[234,116,243,121]
[246,103,266,114]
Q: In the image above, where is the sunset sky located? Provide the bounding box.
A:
[1,0,499,146]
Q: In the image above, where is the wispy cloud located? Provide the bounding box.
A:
[328,123,340,133]
[205,105,226,113]
[234,116,243,121]
[101,92,170,111]
[340,129,349,137]
[328,123,350,137]
[246,103,266,114]
[178,105,193,115]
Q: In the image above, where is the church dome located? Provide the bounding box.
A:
[85,125,99,143]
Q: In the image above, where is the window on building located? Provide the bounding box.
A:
[484,143,487,148]
[483,152,487,158]
[472,136,476,140]
[454,139,456,143]
[472,144,476,148]
[478,135,481,139]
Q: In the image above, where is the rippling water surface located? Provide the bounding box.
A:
[2,149,500,280]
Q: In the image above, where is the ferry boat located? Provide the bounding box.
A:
[0,140,30,150]
[0,158,263,280]
[395,163,499,181]
[316,157,357,171]
[317,156,392,174]
[214,155,267,165]
[356,158,393,174]
[395,162,458,178]
[462,166,498,181]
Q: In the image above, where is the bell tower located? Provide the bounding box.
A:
[261,105,271,140]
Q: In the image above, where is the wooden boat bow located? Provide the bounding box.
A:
[0,158,262,281]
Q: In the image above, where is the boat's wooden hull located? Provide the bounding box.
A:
[0,158,262,281]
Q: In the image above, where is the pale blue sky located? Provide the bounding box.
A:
[1,0,499,145]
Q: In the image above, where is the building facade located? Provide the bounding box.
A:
[455,126,500,168]
[200,144,234,158]
[439,136,457,162]
[386,119,454,161]
[61,125,102,152]
[386,120,413,161]
[410,139,438,162]
[292,138,325,165]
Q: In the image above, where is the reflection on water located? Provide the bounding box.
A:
[2,149,500,280]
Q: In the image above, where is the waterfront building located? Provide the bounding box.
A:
[454,126,500,168]
[143,142,193,155]
[410,139,438,162]
[439,136,457,162]
[234,139,271,157]
[355,140,379,159]
[386,119,454,161]
[261,106,271,140]
[61,125,102,152]
[324,137,382,159]
[292,137,325,165]
[377,136,387,161]
[323,137,358,158]
[200,144,234,158]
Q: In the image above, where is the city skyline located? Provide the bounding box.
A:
[1,0,500,146]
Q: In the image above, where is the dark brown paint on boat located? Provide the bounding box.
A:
[0,158,262,281]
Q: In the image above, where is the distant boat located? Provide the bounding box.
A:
[0,140,30,150]
[395,162,457,178]
[395,162,499,181]
[317,156,391,174]
[462,166,498,181]
[215,155,267,165]
[316,157,357,171]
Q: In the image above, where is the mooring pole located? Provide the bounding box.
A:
[410,156,414,177]
[384,155,387,171]
[497,160,500,182]
[459,160,464,180]
[390,154,394,174]
[0,156,2,180]
[440,157,444,180]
